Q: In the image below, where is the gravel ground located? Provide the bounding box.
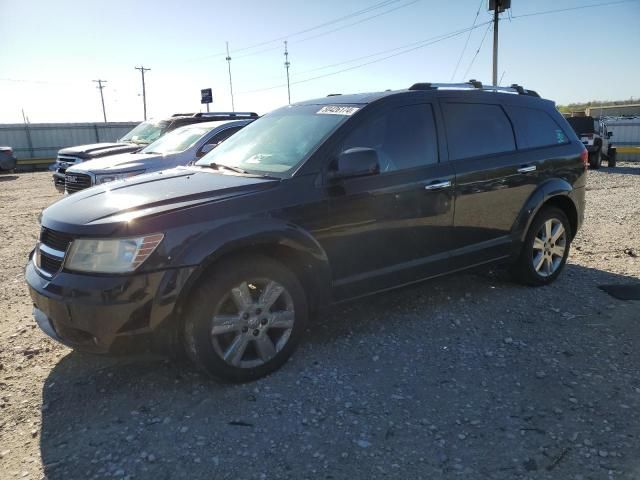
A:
[0,166,639,480]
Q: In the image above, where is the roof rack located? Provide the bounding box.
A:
[171,113,196,117]
[193,111,259,118]
[408,79,540,97]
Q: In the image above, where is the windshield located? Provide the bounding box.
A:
[566,116,596,135]
[141,125,215,155]
[119,121,166,145]
[195,104,356,176]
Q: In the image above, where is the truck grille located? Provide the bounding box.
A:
[41,228,73,252]
[39,253,63,275]
[65,172,92,193]
[38,228,74,276]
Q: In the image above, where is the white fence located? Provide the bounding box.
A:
[0,122,138,162]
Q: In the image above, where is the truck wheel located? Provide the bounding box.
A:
[511,207,572,287]
[607,148,617,168]
[182,255,308,382]
[588,149,602,169]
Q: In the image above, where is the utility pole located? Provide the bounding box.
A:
[492,7,499,86]
[488,0,511,86]
[284,40,291,105]
[135,66,151,120]
[225,42,235,112]
[93,79,108,122]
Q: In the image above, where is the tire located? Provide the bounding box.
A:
[511,206,572,287]
[607,148,617,168]
[588,149,602,169]
[182,255,308,382]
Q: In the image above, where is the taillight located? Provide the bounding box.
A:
[580,148,588,168]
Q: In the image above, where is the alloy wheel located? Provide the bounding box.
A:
[210,278,295,369]
[532,218,567,277]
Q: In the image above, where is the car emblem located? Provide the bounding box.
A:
[66,175,79,183]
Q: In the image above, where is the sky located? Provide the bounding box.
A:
[0,0,639,124]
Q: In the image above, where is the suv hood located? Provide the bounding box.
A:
[58,142,141,160]
[42,167,279,233]
[66,152,161,174]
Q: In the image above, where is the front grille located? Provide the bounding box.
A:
[65,172,92,193]
[37,228,75,276]
[40,228,73,252]
[57,155,81,164]
[39,253,63,275]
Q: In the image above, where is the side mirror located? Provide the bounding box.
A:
[329,147,380,180]
[607,131,613,138]
[197,142,218,157]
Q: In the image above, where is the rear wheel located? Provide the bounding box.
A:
[511,207,571,286]
[607,148,617,168]
[182,255,308,382]
[589,149,602,169]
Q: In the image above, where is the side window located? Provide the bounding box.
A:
[505,105,568,149]
[340,104,438,172]
[442,103,515,160]
[207,127,241,146]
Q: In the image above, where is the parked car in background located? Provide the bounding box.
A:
[63,118,252,193]
[52,112,258,191]
[0,146,17,172]
[566,116,616,169]
[27,81,586,382]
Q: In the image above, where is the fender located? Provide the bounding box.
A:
[164,215,333,316]
[512,177,577,244]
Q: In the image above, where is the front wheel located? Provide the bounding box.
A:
[511,207,572,286]
[183,255,308,382]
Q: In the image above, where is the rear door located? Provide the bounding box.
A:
[322,102,455,299]
[440,100,537,267]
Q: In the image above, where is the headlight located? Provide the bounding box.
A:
[96,170,145,184]
[65,234,164,273]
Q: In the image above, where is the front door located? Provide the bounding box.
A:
[319,102,455,300]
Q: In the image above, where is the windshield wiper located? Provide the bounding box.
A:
[202,162,281,180]
[205,162,250,175]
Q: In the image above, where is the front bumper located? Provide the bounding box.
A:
[52,171,65,192]
[26,260,195,354]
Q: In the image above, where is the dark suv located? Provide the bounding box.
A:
[26,81,587,382]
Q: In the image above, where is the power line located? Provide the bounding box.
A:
[461,22,492,82]
[450,0,484,81]
[187,0,412,62]
[134,66,151,120]
[511,0,636,18]
[290,0,421,47]
[233,0,420,61]
[238,21,491,95]
[92,79,107,123]
[231,0,405,53]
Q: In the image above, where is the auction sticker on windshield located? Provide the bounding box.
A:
[317,106,359,116]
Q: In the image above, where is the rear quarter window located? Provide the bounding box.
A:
[442,103,516,160]
[505,105,569,149]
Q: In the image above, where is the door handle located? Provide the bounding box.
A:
[424,180,451,190]
[517,165,537,174]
